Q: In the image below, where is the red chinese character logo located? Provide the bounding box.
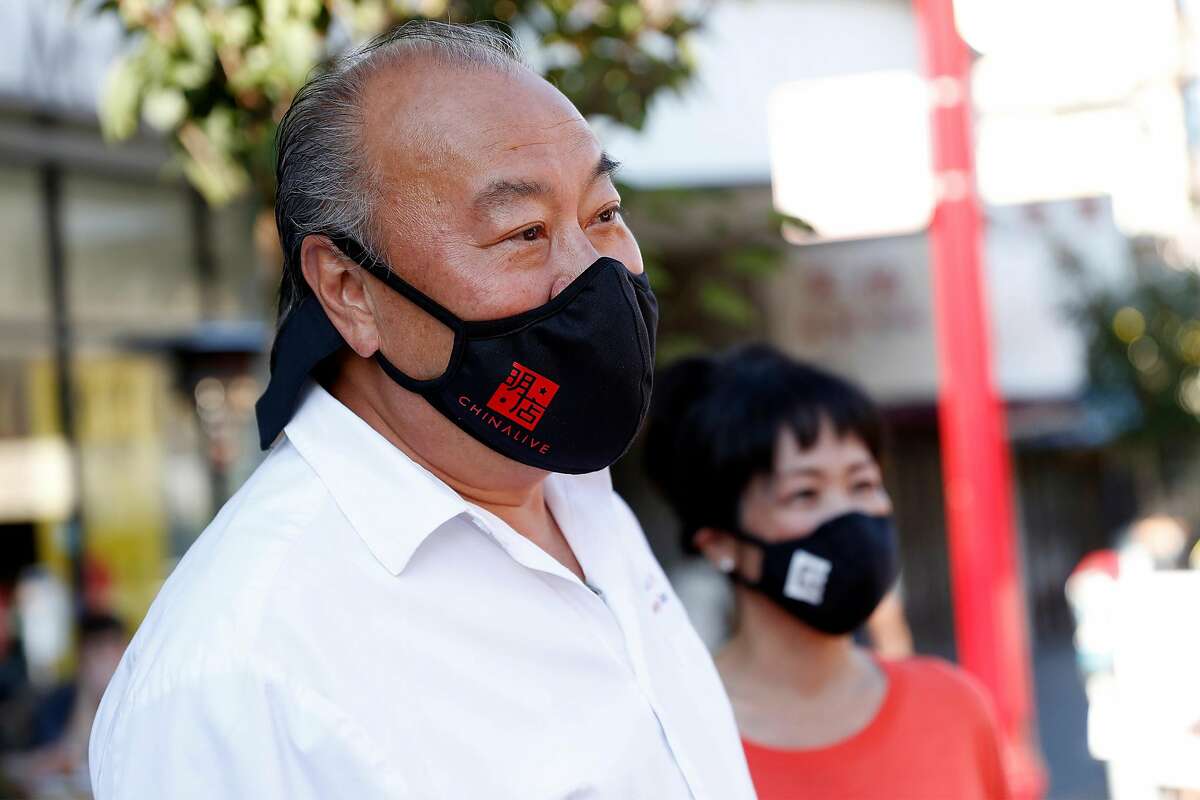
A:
[486,362,560,431]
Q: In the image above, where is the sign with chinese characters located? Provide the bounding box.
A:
[762,198,1131,402]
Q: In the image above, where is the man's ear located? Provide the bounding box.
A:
[300,235,378,358]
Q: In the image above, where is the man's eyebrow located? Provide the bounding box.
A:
[471,152,621,215]
[472,179,549,214]
[594,152,621,182]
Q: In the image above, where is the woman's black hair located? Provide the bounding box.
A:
[643,343,884,551]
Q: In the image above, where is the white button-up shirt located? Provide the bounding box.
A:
[90,384,755,799]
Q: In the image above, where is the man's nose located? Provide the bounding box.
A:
[548,231,602,300]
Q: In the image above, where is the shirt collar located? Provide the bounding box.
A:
[282,382,469,575]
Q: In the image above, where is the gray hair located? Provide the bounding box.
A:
[273,21,526,327]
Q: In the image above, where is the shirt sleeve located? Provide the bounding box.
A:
[90,665,407,799]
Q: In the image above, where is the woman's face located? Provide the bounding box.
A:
[711,416,891,582]
[695,415,892,579]
[740,418,891,543]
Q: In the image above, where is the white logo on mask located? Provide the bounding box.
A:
[783,550,832,605]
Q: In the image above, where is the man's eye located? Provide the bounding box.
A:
[597,205,622,224]
[512,224,544,242]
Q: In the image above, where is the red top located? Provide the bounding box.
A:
[742,657,1011,800]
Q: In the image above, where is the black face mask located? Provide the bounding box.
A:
[255,235,658,475]
[730,512,899,635]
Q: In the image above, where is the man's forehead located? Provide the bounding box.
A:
[466,115,599,174]
[475,114,595,148]
[360,61,597,187]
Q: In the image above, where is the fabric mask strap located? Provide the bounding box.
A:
[727,570,759,592]
[725,526,771,549]
[254,294,346,450]
[327,234,467,388]
[327,234,465,334]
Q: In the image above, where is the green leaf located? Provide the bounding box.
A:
[728,247,781,279]
[769,209,815,234]
[656,334,707,366]
[142,87,188,131]
[697,281,756,327]
[174,5,215,65]
[93,0,710,208]
[99,56,142,141]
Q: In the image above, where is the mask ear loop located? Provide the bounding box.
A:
[327,234,467,391]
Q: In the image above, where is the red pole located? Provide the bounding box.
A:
[913,1,1046,797]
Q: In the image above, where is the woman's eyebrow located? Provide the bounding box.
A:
[777,466,824,479]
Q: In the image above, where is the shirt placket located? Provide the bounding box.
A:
[546,486,708,800]
[462,510,632,666]
[586,568,708,800]
[464,504,704,798]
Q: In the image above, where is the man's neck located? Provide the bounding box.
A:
[327,370,586,580]
[402,445,587,582]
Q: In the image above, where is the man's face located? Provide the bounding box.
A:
[360,62,643,335]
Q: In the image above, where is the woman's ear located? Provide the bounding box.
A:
[694,527,739,575]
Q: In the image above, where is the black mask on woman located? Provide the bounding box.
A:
[255,235,657,475]
[729,512,899,635]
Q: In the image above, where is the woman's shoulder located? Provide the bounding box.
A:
[884,655,999,726]
[880,656,1012,799]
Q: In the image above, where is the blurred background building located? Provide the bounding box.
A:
[3,0,1200,797]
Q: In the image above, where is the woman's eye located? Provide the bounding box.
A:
[790,489,819,503]
[853,481,880,494]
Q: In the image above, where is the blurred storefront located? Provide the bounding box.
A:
[606,2,1200,793]
[0,98,268,657]
[604,0,1141,650]
[757,199,1147,646]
